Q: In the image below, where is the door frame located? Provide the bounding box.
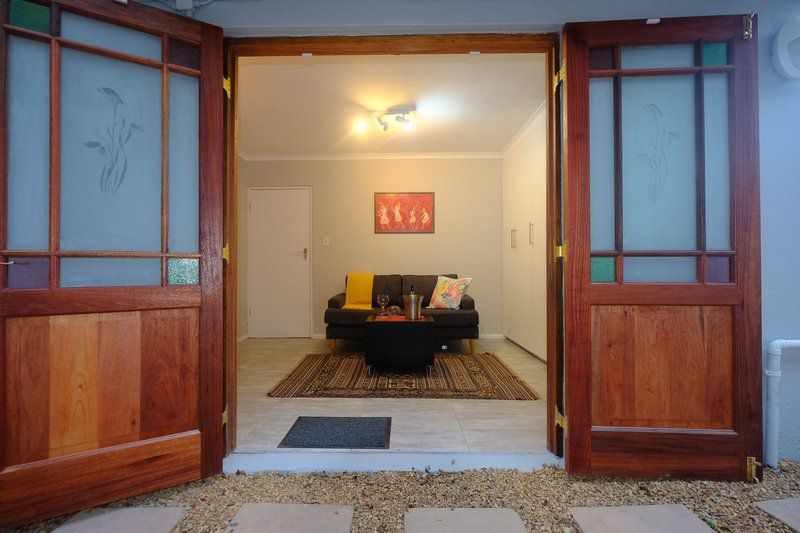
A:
[246,186,313,338]
[222,33,563,454]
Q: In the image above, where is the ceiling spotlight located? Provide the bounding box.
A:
[376,115,389,132]
[354,119,368,134]
[396,114,414,131]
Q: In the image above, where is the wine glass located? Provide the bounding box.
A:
[377,294,389,315]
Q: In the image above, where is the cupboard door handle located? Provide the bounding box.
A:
[0,260,14,265]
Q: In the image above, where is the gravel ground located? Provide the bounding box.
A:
[18,461,800,532]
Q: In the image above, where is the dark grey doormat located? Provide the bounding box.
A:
[278,416,391,449]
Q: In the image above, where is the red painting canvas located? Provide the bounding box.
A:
[374,192,435,233]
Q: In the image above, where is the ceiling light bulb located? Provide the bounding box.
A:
[403,119,413,131]
[354,119,367,134]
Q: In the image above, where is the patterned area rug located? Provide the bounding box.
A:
[267,353,540,400]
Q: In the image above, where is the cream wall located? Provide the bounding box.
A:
[501,107,548,359]
[237,157,503,338]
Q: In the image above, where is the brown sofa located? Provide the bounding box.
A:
[325,274,479,353]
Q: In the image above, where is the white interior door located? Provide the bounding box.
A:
[247,188,311,337]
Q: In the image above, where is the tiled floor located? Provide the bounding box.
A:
[236,337,547,453]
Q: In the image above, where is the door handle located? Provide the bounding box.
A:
[297,248,308,260]
[0,260,14,265]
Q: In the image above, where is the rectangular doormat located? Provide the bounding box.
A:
[268,353,540,400]
[278,416,391,449]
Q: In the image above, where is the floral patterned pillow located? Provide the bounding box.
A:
[428,276,472,310]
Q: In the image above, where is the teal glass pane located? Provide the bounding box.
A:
[621,44,695,69]
[7,37,50,250]
[61,12,161,61]
[703,42,728,66]
[591,257,616,283]
[60,258,160,287]
[704,73,731,250]
[622,75,696,250]
[60,48,161,252]
[624,257,697,282]
[168,73,200,253]
[9,0,50,33]
[168,258,199,285]
[590,78,615,251]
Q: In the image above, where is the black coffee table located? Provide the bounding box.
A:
[364,315,435,371]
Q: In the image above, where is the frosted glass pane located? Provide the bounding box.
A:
[704,74,731,250]
[169,73,200,253]
[621,44,695,69]
[703,42,728,66]
[61,12,161,61]
[9,0,50,33]
[590,78,615,251]
[60,258,160,287]
[60,48,161,251]
[7,37,50,251]
[622,76,696,250]
[624,257,697,282]
[168,258,199,285]
[7,257,49,289]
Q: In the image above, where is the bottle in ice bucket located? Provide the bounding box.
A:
[403,285,423,320]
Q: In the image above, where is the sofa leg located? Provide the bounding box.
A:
[469,339,476,354]
[329,339,336,353]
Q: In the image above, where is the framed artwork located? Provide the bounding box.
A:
[374,192,435,234]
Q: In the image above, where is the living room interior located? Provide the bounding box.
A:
[233,51,551,458]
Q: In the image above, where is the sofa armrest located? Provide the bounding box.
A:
[460,294,475,310]
[328,293,346,309]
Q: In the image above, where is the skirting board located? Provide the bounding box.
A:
[311,333,326,339]
[237,335,249,343]
[479,333,505,339]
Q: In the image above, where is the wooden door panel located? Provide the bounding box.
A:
[591,305,733,429]
[0,431,200,528]
[4,309,198,466]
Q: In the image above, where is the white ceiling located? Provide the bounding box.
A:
[237,53,546,158]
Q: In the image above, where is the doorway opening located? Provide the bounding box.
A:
[225,35,563,469]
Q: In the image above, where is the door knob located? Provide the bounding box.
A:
[297,248,308,260]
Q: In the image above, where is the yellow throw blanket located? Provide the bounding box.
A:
[343,272,374,310]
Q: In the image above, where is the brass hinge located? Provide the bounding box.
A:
[222,243,230,264]
[743,12,755,40]
[222,405,229,426]
[223,76,232,98]
[552,60,566,94]
[554,407,568,439]
[555,244,566,260]
[746,456,762,482]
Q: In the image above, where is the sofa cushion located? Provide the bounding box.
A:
[402,274,456,306]
[324,307,376,327]
[421,308,479,327]
[344,274,402,307]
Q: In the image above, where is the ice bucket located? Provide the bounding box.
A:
[402,294,424,320]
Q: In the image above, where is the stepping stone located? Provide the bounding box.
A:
[570,504,712,533]
[757,497,800,530]
[405,508,526,533]
[228,503,353,533]
[55,507,185,533]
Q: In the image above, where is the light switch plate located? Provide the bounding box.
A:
[322,236,330,247]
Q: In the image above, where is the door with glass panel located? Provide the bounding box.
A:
[0,0,223,526]
[562,16,761,479]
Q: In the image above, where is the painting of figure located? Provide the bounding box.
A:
[374,192,435,233]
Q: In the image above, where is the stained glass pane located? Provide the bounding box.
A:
[61,12,162,61]
[7,257,49,289]
[703,42,728,66]
[706,256,731,283]
[590,78,615,251]
[169,72,200,253]
[622,75,696,250]
[60,258,160,287]
[60,48,161,252]
[704,73,731,250]
[7,37,50,250]
[621,44,695,69]
[591,257,616,283]
[9,0,50,34]
[168,258,199,285]
[624,257,697,282]
[169,39,201,70]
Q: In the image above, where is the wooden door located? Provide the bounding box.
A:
[563,15,761,479]
[0,0,223,526]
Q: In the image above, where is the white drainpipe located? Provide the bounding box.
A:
[765,339,800,467]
